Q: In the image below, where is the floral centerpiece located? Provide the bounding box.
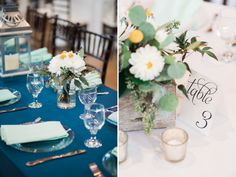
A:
[119,5,217,133]
[43,50,101,109]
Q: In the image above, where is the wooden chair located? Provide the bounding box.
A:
[50,15,76,55]
[102,23,117,37]
[26,6,47,49]
[75,29,114,82]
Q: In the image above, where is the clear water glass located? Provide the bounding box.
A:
[83,103,105,148]
[215,11,236,63]
[78,86,97,119]
[26,73,44,108]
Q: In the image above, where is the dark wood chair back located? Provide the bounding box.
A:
[51,15,76,55]
[102,23,117,37]
[75,29,114,82]
[26,6,47,49]
[204,0,228,5]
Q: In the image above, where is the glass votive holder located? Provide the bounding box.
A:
[119,130,128,163]
[161,127,188,162]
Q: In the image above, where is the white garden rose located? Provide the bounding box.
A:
[129,45,165,81]
[48,51,86,76]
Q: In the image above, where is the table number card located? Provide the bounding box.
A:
[180,71,221,135]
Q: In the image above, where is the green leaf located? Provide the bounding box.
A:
[177,85,189,99]
[155,65,172,82]
[202,47,212,51]
[159,34,175,49]
[159,93,178,112]
[167,62,186,79]
[152,84,166,104]
[164,55,175,64]
[138,83,153,92]
[128,5,146,26]
[184,62,191,73]
[74,79,82,89]
[139,22,156,41]
[79,76,89,86]
[121,44,131,69]
[187,41,201,50]
[206,51,218,60]
[149,39,160,50]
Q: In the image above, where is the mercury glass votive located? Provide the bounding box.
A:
[119,130,128,163]
[161,127,188,162]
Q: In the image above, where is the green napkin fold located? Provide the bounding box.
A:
[111,147,117,157]
[1,121,68,145]
[108,112,117,123]
[20,47,52,64]
[76,70,102,90]
[0,89,17,102]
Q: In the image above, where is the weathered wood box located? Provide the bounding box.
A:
[119,85,176,131]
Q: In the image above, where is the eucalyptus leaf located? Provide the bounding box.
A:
[152,84,166,104]
[155,65,172,82]
[159,93,178,112]
[128,6,146,26]
[167,62,186,79]
[121,44,131,69]
[159,34,175,49]
[164,55,175,64]
[139,22,156,41]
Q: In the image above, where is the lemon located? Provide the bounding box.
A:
[129,30,144,44]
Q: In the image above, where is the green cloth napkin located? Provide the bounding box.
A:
[20,47,52,64]
[1,121,68,145]
[108,112,117,123]
[111,147,117,157]
[0,89,17,102]
[76,70,102,90]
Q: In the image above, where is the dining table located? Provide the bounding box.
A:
[120,2,236,177]
[0,75,117,177]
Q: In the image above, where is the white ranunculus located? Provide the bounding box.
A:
[129,45,165,81]
[155,29,168,43]
[48,52,86,76]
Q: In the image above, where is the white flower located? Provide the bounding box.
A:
[48,51,86,76]
[155,29,168,43]
[129,45,165,81]
[119,20,135,41]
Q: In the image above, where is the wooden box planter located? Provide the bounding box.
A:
[119,84,176,132]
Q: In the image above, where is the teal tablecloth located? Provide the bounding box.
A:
[0,76,117,177]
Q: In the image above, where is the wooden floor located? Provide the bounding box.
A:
[104,51,117,90]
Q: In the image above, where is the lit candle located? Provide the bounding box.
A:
[161,128,188,162]
[4,54,19,71]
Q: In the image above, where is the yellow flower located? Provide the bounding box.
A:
[146,61,153,69]
[146,8,153,17]
[129,30,143,44]
[60,52,67,60]
[68,52,74,59]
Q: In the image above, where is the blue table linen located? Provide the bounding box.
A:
[0,76,117,177]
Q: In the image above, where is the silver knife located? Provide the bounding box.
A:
[0,106,28,114]
[26,149,86,167]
